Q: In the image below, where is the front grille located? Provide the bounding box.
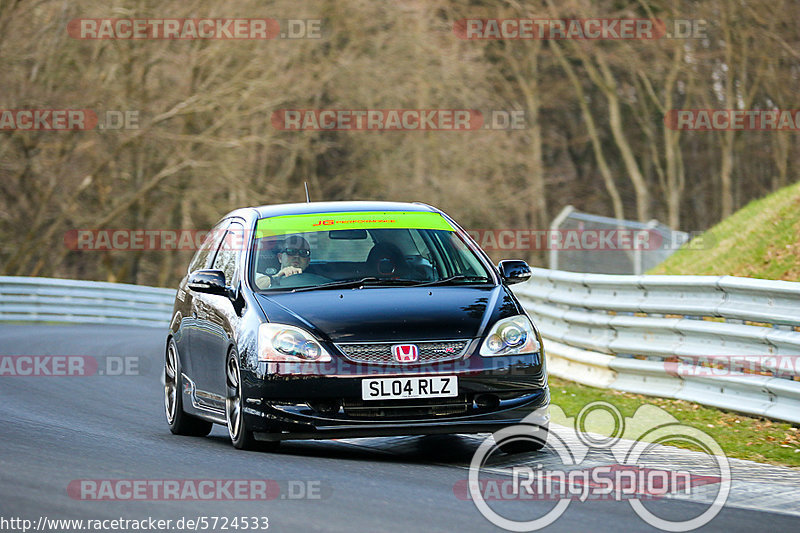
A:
[336,340,470,365]
[342,395,470,418]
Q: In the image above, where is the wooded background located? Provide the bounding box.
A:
[1,0,798,287]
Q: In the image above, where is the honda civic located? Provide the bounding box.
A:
[164,201,550,452]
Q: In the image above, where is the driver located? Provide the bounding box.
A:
[274,235,311,280]
[255,235,311,289]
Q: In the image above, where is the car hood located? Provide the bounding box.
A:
[252,285,523,343]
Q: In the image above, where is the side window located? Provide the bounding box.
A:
[212,222,244,286]
[188,220,229,273]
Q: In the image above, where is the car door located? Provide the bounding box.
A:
[180,219,229,389]
[193,220,245,405]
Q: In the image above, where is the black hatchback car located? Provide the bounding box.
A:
[165,201,550,451]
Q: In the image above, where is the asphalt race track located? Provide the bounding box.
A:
[1,324,797,532]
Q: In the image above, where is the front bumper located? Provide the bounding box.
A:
[241,353,549,440]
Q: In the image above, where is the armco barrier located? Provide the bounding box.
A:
[2,274,799,423]
[0,276,174,328]
[514,268,800,424]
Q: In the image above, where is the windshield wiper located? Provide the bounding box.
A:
[289,277,421,292]
[419,275,491,286]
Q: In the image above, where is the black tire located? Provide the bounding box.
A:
[498,423,549,455]
[165,338,213,437]
[226,349,267,450]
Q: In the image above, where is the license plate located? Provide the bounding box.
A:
[361,376,458,400]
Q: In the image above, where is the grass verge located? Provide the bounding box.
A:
[649,180,800,280]
[549,376,800,468]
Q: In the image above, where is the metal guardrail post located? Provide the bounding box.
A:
[548,205,574,271]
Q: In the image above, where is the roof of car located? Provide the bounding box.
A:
[248,201,440,219]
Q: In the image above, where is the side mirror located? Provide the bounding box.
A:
[498,260,531,285]
[187,269,230,296]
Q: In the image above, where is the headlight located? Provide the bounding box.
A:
[258,323,332,362]
[479,315,540,356]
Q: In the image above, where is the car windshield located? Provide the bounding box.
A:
[250,212,492,291]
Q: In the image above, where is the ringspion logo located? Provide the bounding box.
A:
[455,465,720,501]
[466,402,730,531]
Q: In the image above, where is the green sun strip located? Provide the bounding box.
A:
[255,211,455,238]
